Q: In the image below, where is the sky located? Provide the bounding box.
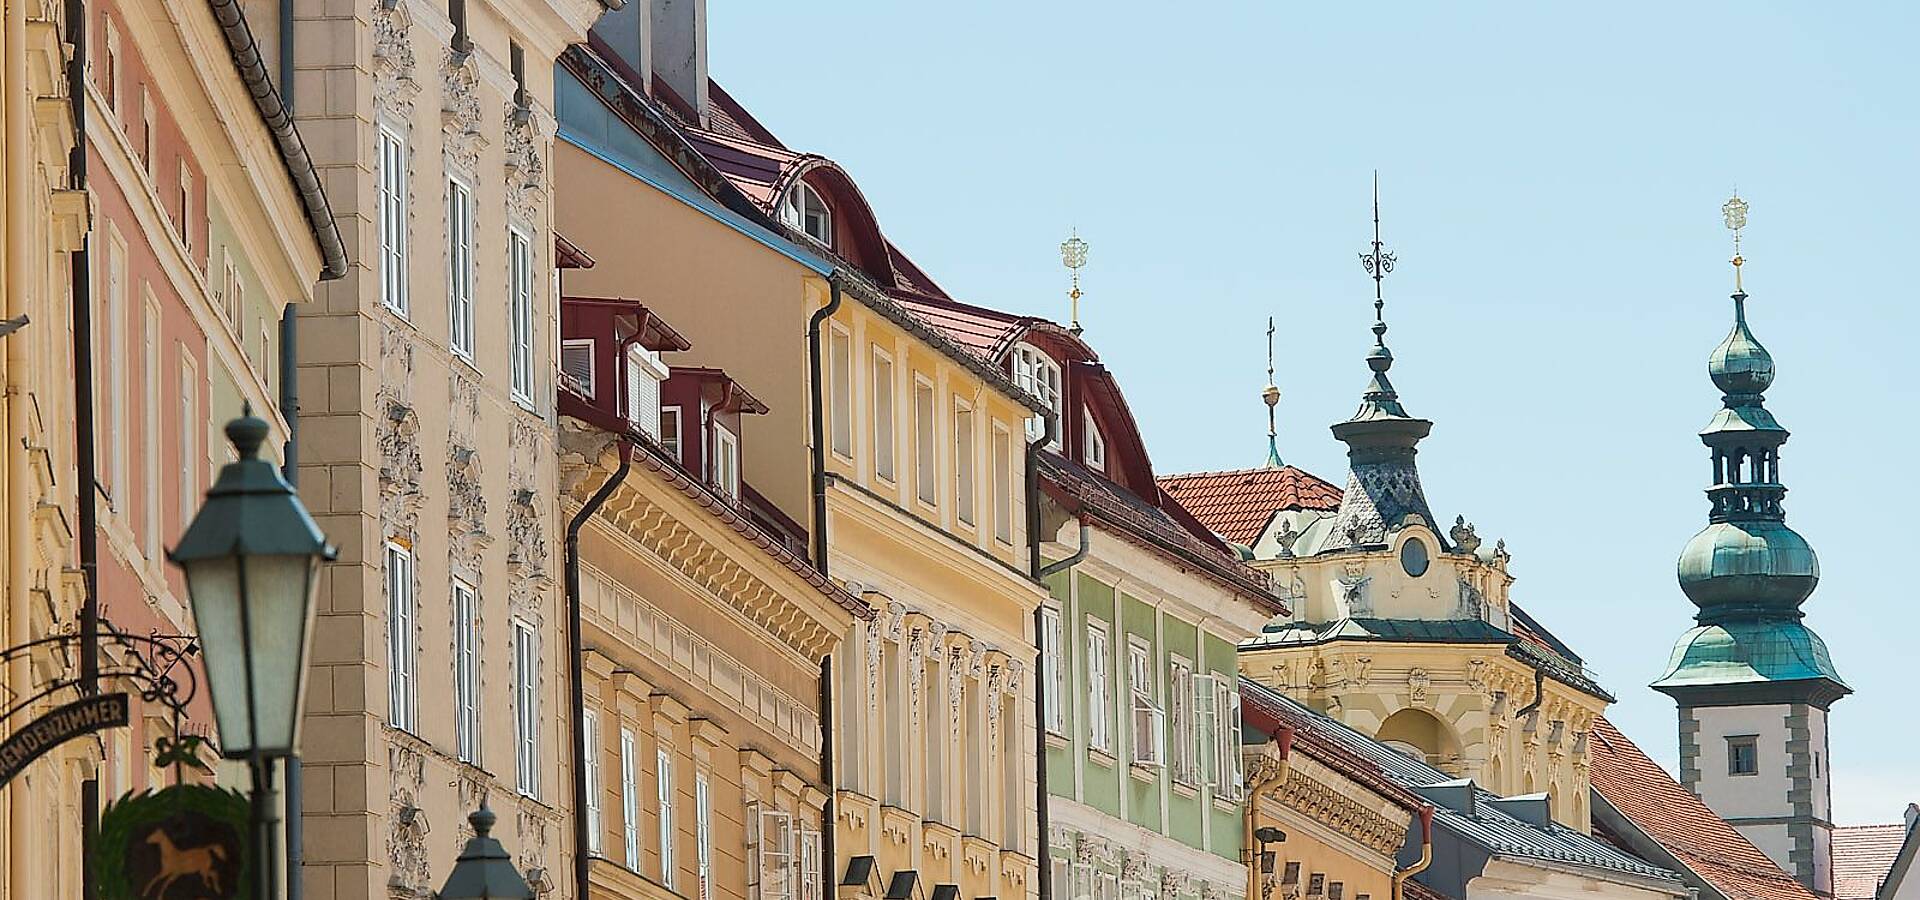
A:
[708,2,1918,825]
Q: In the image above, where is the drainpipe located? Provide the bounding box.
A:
[567,441,633,900]
[1244,726,1296,900]
[805,278,842,891]
[1391,806,1435,900]
[1035,517,1088,580]
[279,304,302,900]
[1024,410,1057,900]
[1514,667,1545,720]
[818,654,834,893]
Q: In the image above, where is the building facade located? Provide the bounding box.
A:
[287,0,598,892]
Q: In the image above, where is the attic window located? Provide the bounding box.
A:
[1012,344,1061,448]
[1082,407,1106,472]
[561,340,596,397]
[781,183,833,247]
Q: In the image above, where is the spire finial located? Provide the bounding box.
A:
[1723,191,1749,294]
[1263,316,1283,468]
[1061,229,1089,335]
[1358,170,1397,348]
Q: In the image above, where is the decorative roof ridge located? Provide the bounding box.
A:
[1159,464,1342,486]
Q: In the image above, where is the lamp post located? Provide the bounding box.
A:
[438,804,536,899]
[169,409,336,898]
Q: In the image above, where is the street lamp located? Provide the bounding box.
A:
[439,804,536,899]
[169,408,335,896]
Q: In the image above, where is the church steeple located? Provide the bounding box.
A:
[1325,175,1440,550]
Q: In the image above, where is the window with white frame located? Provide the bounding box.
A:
[1168,657,1197,784]
[1095,869,1120,900]
[141,298,160,561]
[176,351,196,530]
[871,349,895,481]
[221,257,242,326]
[1087,618,1112,753]
[992,425,1013,543]
[750,804,792,900]
[626,345,667,438]
[797,824,822,900]
[453,579,480,763]
[954,403,976,525]
[695,772,712,900]
[882,640,906,805]
[620,728,640,869]
[102,230,126,509]
[712,424,740,500]
[656,747,675,886]
[965,681,986,835]
[828,327,852,458]
[1198,674,1243,799]
[913,378,936,505]
[509,228,535,404]
[385,542,417,732]
[780,182,832,247]
[377,126,410,316]
[103,20,121,113]
[1012,344,1062,446]
[141,88,154,169]
[177,162,194,253]
[513,620,540,797]
[560,339,595,397]
[446,175,476,358]
[1052,859,1073,900]
[923,648,946,821]
[660,406,683,460]
[1001,693,1023,850]
[1039,606,1065,734]
[1128,639,1163,768]
[1083,406,1107,472]
[583,709,603,854]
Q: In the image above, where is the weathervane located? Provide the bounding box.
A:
[1358,171,1397,347]
[1263,316,1283,468]
[1723,191,1749,294]
[1061,229,1089,335]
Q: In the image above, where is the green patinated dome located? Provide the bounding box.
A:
[1653,619,1845,690]
[1676,520,1818,618]
[1708,296,1775,397]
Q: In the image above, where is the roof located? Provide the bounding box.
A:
[1240,679,1684,890]
[1157,466,1345,545]
[1588,717,1818,900]
[1834,823,1909,900]
[556,233,596,269]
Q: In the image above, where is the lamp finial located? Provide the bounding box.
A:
[1723,191,1749,294]
[1061,229,1089,335]
[1262,316,1282,468]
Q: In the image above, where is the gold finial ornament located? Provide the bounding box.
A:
[1061,230,1089,334]
[1723,192,1749,293]
[1263,316,1283,468]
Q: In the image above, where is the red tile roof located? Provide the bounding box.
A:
[1156,466,1345,545]
[1588,717,1817,900]
[1834,823,1909,900]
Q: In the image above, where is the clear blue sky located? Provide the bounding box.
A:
[709,2,1917,824]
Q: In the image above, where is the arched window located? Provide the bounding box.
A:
[1011,344,1062,448]
[780,182,833,247]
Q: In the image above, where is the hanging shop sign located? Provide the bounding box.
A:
[94,783,251,900]
[0,691,128,789]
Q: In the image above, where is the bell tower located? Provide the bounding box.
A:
[1653,194,1848,898]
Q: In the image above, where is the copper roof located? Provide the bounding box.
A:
[1834,823,1909,900]
[1157,466,1345,545]
[1589,717,1817,900]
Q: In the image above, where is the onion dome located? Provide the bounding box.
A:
[1708,294,1775,397]
[1676,520,1817,620]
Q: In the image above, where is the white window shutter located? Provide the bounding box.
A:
[757,806,792,900]
[626,345,667,439]
[562,340,595,397]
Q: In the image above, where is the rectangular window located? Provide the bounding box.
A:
[102,20,121,113]
[178,162,194,254]
[965,680,986,835]
[1001,693,1022,850]
[103,233,126,509]
[1087,618,1111,753]
[882,640,906,805]
[509,228,535,405]
[221,257,242,326]
[176,352,196,531]
[797,825,822,900]
[620,728,640,869]
[452,579,480,763]
[871,349,895,481]
[560,339,595,397]
[660,406,683,460]
[712,425,740,499]
[385,542,416,732]
[954,404,976,525]
[992,425,1013,543]
[1128,639,1163,768]
[627,345,666,438]
[923,650,946,821]
[1013,344,1062,446]
[1728,735,1759,776]
[1169,657,1196,784]
[446,176,475,358]
[513,620,540,797]
[1039,606,1065,734]
[695,772,712,900]
[656,748,675,887]
[914,378,937,505]
[583,709,603,854]
[140,87,154,171]
[377,126,409,315]
[752,804,793,900]
[1210,677,1243,799]
[1083,407,1107,472]
[141,297,160,560]
[828,327,852,458]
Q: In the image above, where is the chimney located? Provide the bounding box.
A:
[651,0,708,125]
[588,0,651,91]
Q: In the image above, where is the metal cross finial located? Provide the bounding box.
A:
[1061,229,1089,335]
[1358,171,1397,347]
[1723,192,1749,294]
[1263,316,1283,467]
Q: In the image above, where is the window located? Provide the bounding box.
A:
[695,773,712,900]
[140,87,154,170]
[1200,675,1243,799]
[513,620,539,797]
[561,339,595,396]
[992,426,1013,543]
[1001,693,1023,850]
[1128,639,1163,768]
[954,404,976,525]
[103,20,121,113]
[453,579,480,763]
[914,378,936,505]
[660,406,683,460]
[780,182,832,246]
[221,257,242,326]
[1728,736,1759,776]
[102,232,126,509]
[1083,407,1107,472]
[882,640,906,805]
[797,825,823,900]
[385,542,417,732]
[828,327,852,458]
[1087,618,1111,753]
[446,175,476,358]
[1039,607,1064,734]
[751,804,793,900]
[176,352,196,531]
[377,126,409,315]
[1012,344,1062,446]
[1169,657,1196,784]
[178,162,194,254]
[583,710,603,854]
[509,228,535,404]
[711,425,740,500]
[871,350,894,481]
[627,345,667,438]
[924,649,946,821]
[141,298,160,560]
[656,748,675,886]
[620,728,640,869]
[965,680,986,835]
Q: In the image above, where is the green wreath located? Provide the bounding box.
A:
[93,783,252,900]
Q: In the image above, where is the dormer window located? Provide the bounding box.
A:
[561,339,596,397]
[780,183,833,247]
[711,423,740,500]
[1082,407,1107,472]
[626,344,669,440]
[1012,344,1062,447]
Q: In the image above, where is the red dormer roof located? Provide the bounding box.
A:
[670,366,770,416]
[1157,466,1344,546]
[556,232,596,269]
